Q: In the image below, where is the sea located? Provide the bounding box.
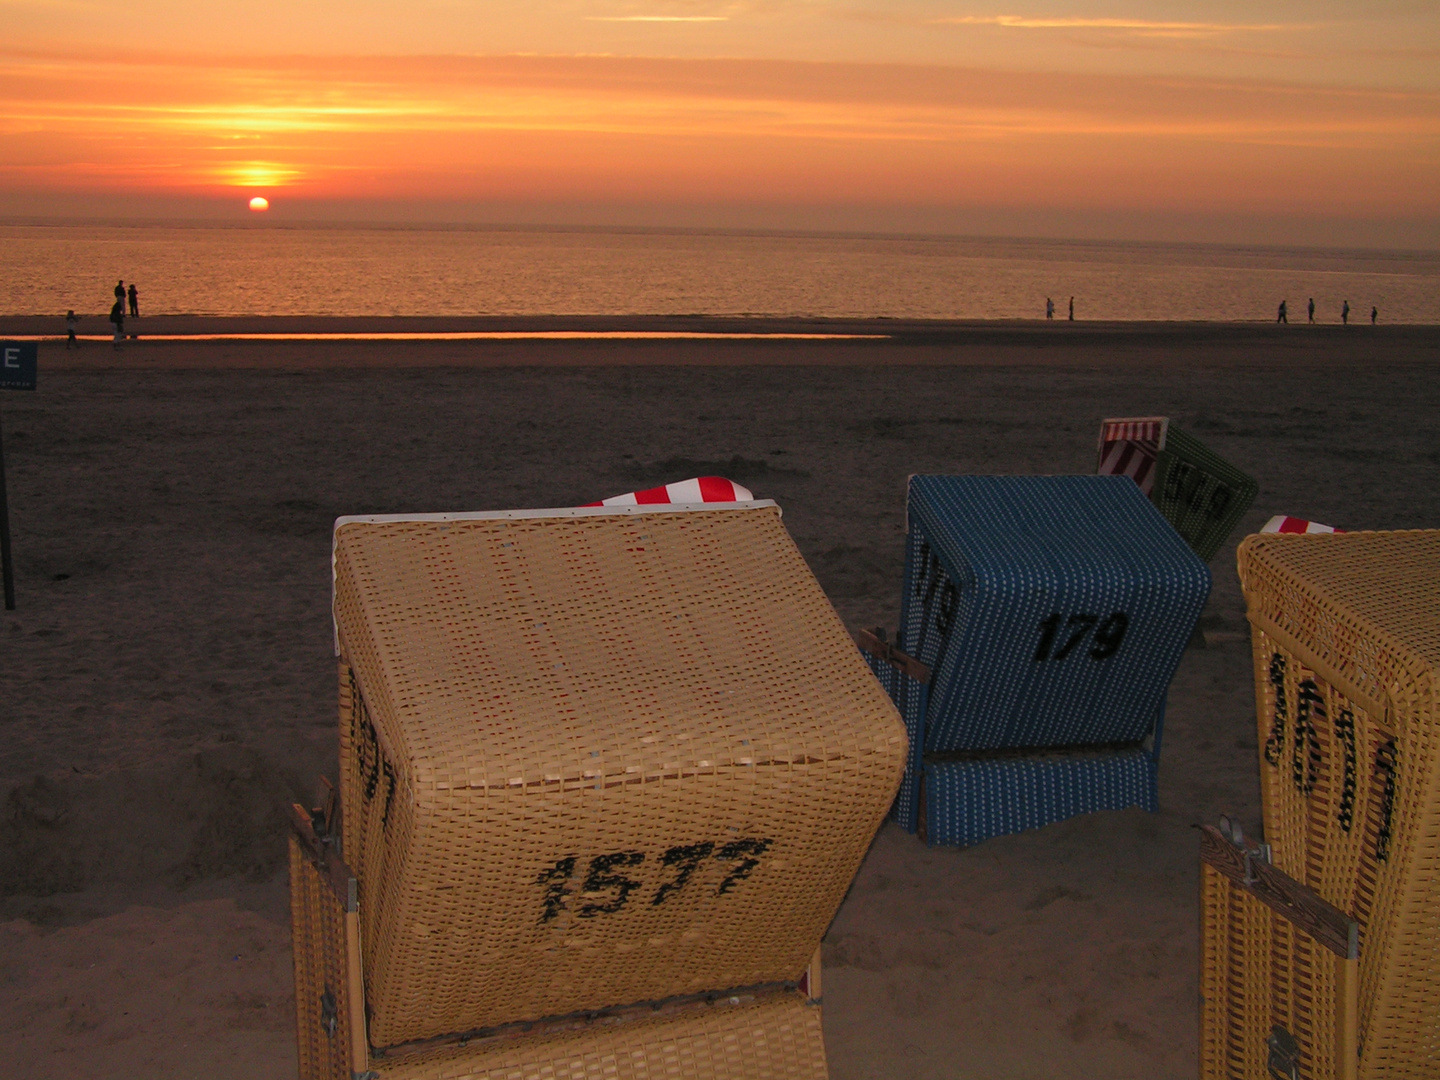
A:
[3,223,1439,323]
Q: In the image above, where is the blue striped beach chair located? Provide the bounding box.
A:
[864,475,1210,846]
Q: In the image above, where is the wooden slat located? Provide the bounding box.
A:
[1199,824,1358,958]
[1338,950,1359,1080]
[852,628,931,684]
[290,802,359,912]
[345,908,369,1073]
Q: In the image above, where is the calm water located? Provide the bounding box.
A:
[3,223,1438,323]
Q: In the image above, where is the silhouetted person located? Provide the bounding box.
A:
[114,279,125,308]
[1277,300,1288,324]
[127,282,139,317]
[66,310,78,349]
[1307,298,1315,323]
[1371,306,1378,325]
[109,300,125,349]
[1068,296,1074,321]
[1342,300,1350,325]
[1045,297,1054,319]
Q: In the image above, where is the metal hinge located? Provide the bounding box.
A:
[1267,1024,1300,1080]
[319,987,338,1039]
[1217,814,1272,884]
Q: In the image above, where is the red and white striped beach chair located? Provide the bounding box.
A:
[1096,417,1168,496]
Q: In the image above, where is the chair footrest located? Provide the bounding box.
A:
[924,749,1158,847]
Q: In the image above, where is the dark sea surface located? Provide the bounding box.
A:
[3,223,1438,323]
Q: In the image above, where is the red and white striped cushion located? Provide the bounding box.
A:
[584,476,755,507]
[1260,515,1342,535]
[1096,416,1169,497]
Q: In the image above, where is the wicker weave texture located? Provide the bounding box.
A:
[901,475,1209,752]
[1199,860,1356,1080]
[290,836,356,1080]
[1151,425,1258,563]
[861,652,926,834]
[1238,530,1440,1078]
[924,749,1156,848]
[367,993,827,1080]
[333,506,907,1048]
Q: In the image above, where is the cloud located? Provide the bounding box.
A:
[584,15,729,21]
[0,51,1434,217]
[933,15,1302,37]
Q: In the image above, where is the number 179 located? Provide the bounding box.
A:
[1034,612,1128,661]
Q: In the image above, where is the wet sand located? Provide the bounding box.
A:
[1,320,1437,1078]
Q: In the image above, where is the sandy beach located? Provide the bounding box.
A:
[1,319,1436,1079]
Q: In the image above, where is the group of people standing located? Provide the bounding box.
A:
[65,280,142,349]
[1277,297,1376,325]
[109,279,140,347]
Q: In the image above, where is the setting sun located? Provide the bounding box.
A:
[248,196,269,211]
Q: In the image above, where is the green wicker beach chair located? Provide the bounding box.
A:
[1098,416,1258,562]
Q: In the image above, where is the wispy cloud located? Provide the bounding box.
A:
[934,15,1300,37]
[584,14,729,21]
[0,52,1434,215]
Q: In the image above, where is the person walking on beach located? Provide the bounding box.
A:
[109,300,125,349]
[66,310,79,349]
[1342,300,1350,325]
[1371,306,1378,324]
[114,279,125,309]
[1045,297,1054,319]
[1277,299,1288,324]
[127,283,139,318]
[1308,298,1315,323]
[1068,296,1074,321]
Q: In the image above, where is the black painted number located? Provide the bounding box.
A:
[716,838,771,895]
[538,837,772,923]
[652,842,714,906]
[536,856,577,923]
[1166,462,1207,509]
[1034,612,1128,662]
[1090,613,1129,659]
[578,851,645,917]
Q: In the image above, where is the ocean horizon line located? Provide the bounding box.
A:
[4,216,1439,260]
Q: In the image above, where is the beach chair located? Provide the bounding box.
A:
[1097,416,1258,562]
[1198,819,1359,1080]
[867,475,1209,847]
[290,500,907,1079]
[1237,529,1440,1078]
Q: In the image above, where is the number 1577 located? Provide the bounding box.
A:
[1034,612,1128,661]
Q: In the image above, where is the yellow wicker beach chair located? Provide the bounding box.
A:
[1237,529,1440,1079]
[292,501,907,1078]
[290,812,828,1080]
[1199,821,1359,1080]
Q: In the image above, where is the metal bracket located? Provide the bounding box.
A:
[320,987,339,1039]
[1267,1024,1300,1080]
[853,627,931,684]
[1217,814,1271,884]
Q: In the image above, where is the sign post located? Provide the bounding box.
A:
[0,341,38,610]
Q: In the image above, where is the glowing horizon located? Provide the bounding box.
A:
[2,2,1437,245]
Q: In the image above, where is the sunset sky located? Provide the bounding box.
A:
[3,1,1438,244]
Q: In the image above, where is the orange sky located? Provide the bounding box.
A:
[3,3,1438,244]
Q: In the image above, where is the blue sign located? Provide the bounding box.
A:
[1,342,37,391]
